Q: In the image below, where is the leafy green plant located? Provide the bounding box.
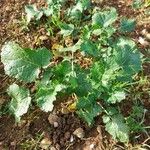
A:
[1,0,143,143]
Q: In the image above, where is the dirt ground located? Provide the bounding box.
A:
[0,0,150,150]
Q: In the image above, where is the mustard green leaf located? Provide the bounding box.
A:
[7,84,31,121]
[92,8,117,27]
[25,5,43,23]
[36,84,65,112]
[1,42,52,82]
[120,18,136,32]
[103,114,129,142]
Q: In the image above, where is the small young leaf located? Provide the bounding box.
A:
[68,0,90,20]
[42,7,53,16]
[132,0,144,9]
[120,18,136,32]
[107,91,126,103]
[103,114,129,142]
[59,40,82,52]
[92,8,117,27]
[7,84,31,121]
[25,5,43,23]
[60,23,74,36]
[75,0,91,12]
[1,42,52,82]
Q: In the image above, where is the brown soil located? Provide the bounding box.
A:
[0,0,150,150]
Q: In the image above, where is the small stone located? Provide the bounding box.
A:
[146,33,150,40]
[90,143,95,149]
[5,6,12,11]
[0,141,3,146]
[10,141,16,146]
[50,146,56,150]
[48,114,59,125]
[141,29,150,40]
[40,138,52,149]
[138,37,149,46]
[73,127,85,139]
[96,125,101,133]
[39,35,48,41]
[141,29,147,35]
[70,135,74,142]
[55,144,60,150]
[17,120,26,127]
[53,122,59,128]
[64,132,70,140]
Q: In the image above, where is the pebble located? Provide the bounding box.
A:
[73,127,85,139]
[48,114,59,126]
[39,35,49,41]
[40,138,52,150]
[10,141,16,146]
[96,125,101,134]
[55,143,60,150]
[70,135,74,142]
[141,29,150,40]
[53,122,59,128]
[138,37,149,46]
[64,132,71,140]
[50,146,56,150]
[90,143,95,149]
[5,6,12,11]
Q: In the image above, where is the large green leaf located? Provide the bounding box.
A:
[7,84,31,121]
[92,8,117,27]
[36,84,65,112]
[113,38,142,76]
[1,42,52,82]
[103,114,129,142]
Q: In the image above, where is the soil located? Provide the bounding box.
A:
[0,0,150,150]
